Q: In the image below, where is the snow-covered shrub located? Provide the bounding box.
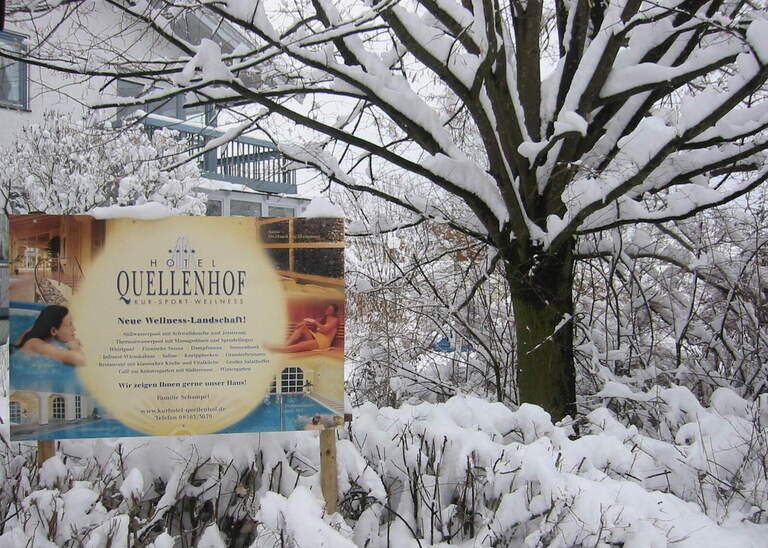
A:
[345,189,517,409]
[575,195,768,406]
[590,384,768,525]
[2,388,765,547]
[0,111,207,215]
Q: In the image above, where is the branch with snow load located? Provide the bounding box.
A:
[279,142,491,241]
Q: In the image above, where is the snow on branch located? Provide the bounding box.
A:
[581,166,768,232]
[599,45,741,104]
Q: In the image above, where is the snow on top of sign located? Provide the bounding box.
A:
[90,202,175,219]
[301,196,345,218]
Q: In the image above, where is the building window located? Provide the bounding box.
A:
[0,31,28,110]
[183,98,206,124]
[230,199,262,217]
[259,218,345,280]
[116,79,207,122]
[268,206,294,218]
[52,396,65,420]
[117,79,176,121]
[206,199,223,216]
[9,401,21,423]
[75,395,82,420]
[280,367,304,393]
[269,378,277,394]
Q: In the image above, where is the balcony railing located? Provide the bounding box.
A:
[144,115,297,194]
[34,256,84,304]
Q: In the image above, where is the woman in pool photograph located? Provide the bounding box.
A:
[267,303,340,353]
[14,305,85,367]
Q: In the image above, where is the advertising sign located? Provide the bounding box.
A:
[8,215,345,440]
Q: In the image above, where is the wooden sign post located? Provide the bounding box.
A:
[319,428,338,514]
[319,414,352,513]
[37,439,55,468]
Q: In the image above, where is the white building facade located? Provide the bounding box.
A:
[1,6,308,216]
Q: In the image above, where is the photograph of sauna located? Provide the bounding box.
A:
[233,217,346,431]
[8,215,104,305]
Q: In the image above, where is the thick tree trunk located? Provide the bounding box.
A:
[507,245,577,421]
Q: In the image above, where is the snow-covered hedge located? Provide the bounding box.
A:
[1,112,207,216]
[1,387,766,547]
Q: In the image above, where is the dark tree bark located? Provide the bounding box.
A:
[506,245,576,420]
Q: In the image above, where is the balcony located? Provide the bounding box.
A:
[143,115,297,195]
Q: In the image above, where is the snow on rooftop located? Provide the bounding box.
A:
[194,178,255,193]
[301,195,345,218]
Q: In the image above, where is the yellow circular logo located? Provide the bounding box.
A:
[70,217,286,436]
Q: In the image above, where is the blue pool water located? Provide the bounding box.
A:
[13,394,339,440]
[10,301,86,395]
[23,419,148,441]
[10,301,47,343]
[220,393,340,433]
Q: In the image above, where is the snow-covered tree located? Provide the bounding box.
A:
[1,112,207,215]
[575,195,768,404]
[4,0,768,419]
[343,185,518,407]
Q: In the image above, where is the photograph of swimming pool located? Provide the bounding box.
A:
[10,301,86,394]
[9,300,342,440]
[10,300,344,440]
[11,393,341,440]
